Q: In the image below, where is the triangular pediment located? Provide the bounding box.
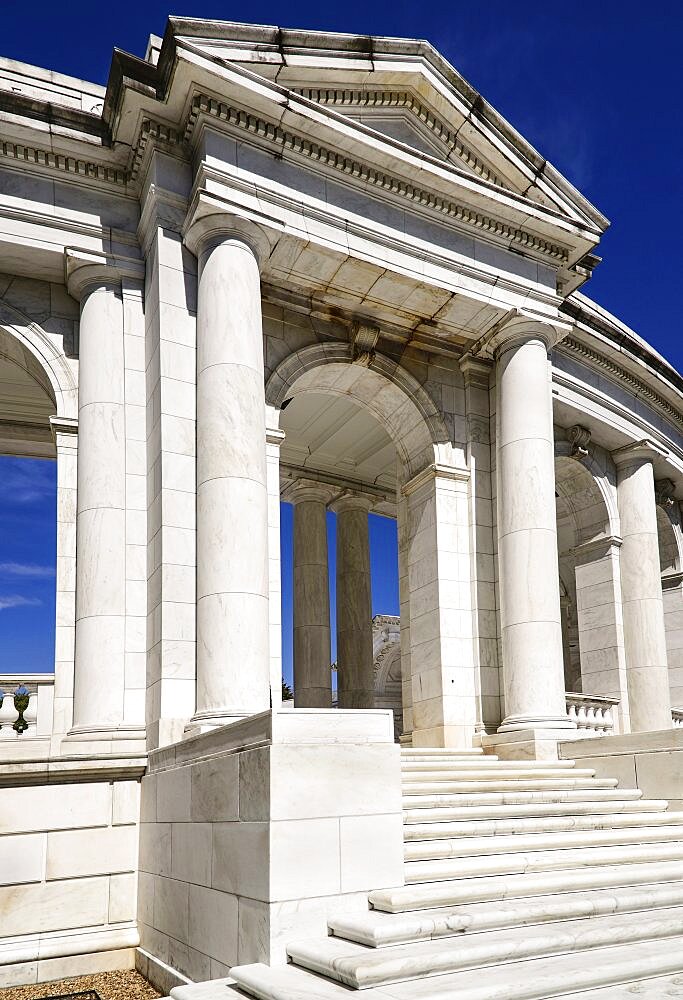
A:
[159,19,607,235]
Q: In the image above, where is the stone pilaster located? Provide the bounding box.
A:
[573,535,630,732]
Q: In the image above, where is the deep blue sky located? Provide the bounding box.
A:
[0,458,57,673]
[1,2,681,678]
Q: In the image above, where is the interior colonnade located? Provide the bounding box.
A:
[286,482,375,710]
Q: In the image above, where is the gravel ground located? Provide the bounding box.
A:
[0,970,161,1000]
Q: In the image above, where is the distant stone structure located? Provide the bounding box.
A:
[2,16,683,998]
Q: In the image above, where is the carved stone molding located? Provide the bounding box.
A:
[568,424,591,457]
[294,88,504,187]
[182,94,570,264]
[129,119,185,181]
[351,322,380,366]
[0,138,126,187]
[559,337,683,430]
[655,478,677,508]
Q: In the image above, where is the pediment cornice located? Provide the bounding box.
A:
[293,88,505,188]
[172,94,570,264]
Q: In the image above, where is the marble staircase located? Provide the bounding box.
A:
[230,747,683,998]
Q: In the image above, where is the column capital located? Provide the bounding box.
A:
[401,462,469,497]
[459,353,492,388]
[572,534,622,564]
[183,192,277,264]
[49,415,78,444]
[330,492,374,515]
[612,437,669,467]
[283,479,337,506]
[488,312,571,358]
[266,426,286,448]
[64,249,144,301]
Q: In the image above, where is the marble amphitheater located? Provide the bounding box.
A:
[3,15,683,999]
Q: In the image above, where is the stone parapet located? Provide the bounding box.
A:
[137,709,404,990]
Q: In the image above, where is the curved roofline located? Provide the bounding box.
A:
[562,291,683,403]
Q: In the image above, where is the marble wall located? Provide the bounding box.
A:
[0,768,141,987]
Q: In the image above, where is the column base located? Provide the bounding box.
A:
[184,709,251,736]
[482,725,580,762]
[62,723,146,755]
[497,713,577,733]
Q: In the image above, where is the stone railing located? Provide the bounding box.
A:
[673,709,683,729]
[566,693,619,737]
[0,674,54,739]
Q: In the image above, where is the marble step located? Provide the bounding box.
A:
[401,748,486,757]
[369,858,683,912]
[329,881,683,947]
[404,822,683,861]
[558,972,683,997]
[404,839,683,883]
[286,907,683,989]
[403,797,668,823]
[402,777,619,794]
[229,935,683,999]
[401,768,600,781]
[402,788,643,808]
[403,810,683,840]
[401,760,583,774]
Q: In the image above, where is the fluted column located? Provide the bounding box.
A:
[67,262,127,739]
[494,322,574,735]
[291,483,333,708]
[333,495,374,709]
[187,218,271,726]
[614,441,672,731]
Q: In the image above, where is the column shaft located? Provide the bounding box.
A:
[495,332,572,733]
[195,234,270,724]
[334,497,374,709]
[615,445,671,731]
[293,490,332,707]
[73,282,127,731]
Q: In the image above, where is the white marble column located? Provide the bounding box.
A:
[333,495,374,709]
[68,270,127,739]
[614,441,672,731]
[291,484,333,708]
[191,225,270,726]
[494,324,574,736]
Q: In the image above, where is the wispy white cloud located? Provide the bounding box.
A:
[0,458,55,504]
[0,595,42,611]
[0,562,55,578]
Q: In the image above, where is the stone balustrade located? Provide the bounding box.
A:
[565,692,619,737]
[0,674,54,740]
[672,709,683,728]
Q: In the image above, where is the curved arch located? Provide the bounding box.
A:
[554,447,619,547]
[657,503,683,575]
[266,343,454,476]
[0,297,77,420]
